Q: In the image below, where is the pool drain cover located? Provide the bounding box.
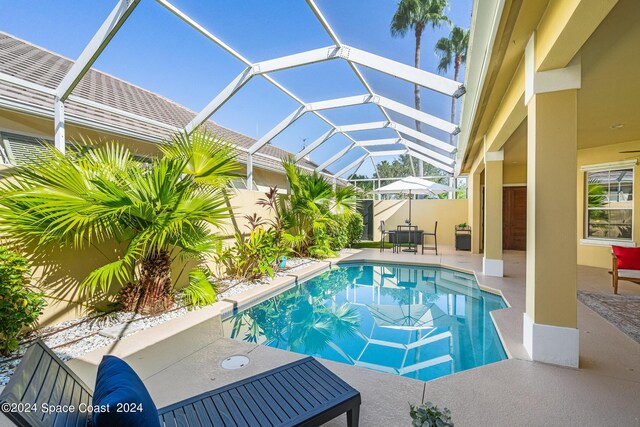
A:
[221,355,249,370]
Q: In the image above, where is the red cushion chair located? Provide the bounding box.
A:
[610,246,640,294]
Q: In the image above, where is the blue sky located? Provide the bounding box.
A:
[0,0,471,176]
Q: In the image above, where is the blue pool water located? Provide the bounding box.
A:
[222,262,507,382]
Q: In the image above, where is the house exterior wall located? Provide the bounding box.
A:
[576,140,640,268]
[503,163,527,185]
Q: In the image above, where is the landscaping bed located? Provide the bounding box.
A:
[0,256,324,386]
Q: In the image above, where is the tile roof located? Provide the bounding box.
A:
[0,31,325,174]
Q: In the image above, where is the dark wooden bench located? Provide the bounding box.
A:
[1,341,361,427]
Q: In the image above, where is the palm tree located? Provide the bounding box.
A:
[435,25,470,142]
[391,0,451,134]
[280,158,358,257]
[0,129,239,314]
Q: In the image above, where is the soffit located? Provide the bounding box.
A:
[576,0,640,149]
[460,0,549,174]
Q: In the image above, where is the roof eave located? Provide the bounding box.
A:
[456,0,508,176]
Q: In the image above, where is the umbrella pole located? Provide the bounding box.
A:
[409,190,412,224]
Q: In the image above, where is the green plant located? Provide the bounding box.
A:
[457,222,467,228]
[0,247,46,355]
[391,0,450,134]
[435,25,469,144]
[0,129,239,314]
[587,178,607,209]
[280,158,359,258]
[179,267,217,308]
[216,226,284,281]
[325,215,348,251]
[346,212,364,245]
[409,402,454,427]
[326,211,363,251]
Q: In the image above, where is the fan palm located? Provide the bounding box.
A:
[281,158,358,256]
[0,129,239,314]
[391,0,450,134]
[435,25,469,142]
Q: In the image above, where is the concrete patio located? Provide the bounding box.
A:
[2,247,639,426]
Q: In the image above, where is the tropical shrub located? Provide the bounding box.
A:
[0,129,238,314]
[215,187,292,281]
[326,217,349,251]
[216,226,285,281]
[180,267,217,307]
[345,212,364,246]
[0,247,46,355]
[280,158,359,258]
[409,402,454,427]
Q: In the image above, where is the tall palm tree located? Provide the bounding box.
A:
[0,129,239,314]
[391,0,451,135]
[435,25,470,142]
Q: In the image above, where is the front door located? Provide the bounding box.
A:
[503,186,527,250]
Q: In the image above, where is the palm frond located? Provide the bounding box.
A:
[161,128,240,186]
[0,133,237,302]
[180,267,217,307]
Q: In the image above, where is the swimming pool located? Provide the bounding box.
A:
[222,262,507,382]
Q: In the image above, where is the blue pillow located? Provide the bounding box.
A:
[92,355,160,427]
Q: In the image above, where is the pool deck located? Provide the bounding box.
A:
[2,248,640,426]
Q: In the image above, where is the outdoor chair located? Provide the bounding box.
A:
[610,245,640,294]
[380,220,395,252]
[422,221,438,255]
[0,340,361,427]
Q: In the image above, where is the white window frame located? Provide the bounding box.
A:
[580,160,636,246]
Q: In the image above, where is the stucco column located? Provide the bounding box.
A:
[467,171,482,253]
[522,33,581,368]
[524,89,578,367]
[483,150,504,276]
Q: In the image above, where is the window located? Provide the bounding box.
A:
[585,166,634,241]
[0,131,51,165]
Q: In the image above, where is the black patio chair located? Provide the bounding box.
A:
[0,340,361,427]
[422,221,438,255]
[380,220,394,252]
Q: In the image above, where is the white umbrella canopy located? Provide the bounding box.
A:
[373,177,455,223]
[373,176,455,195]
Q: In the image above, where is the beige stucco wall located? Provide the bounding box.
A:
[372,199,468,247]
[503,163,527,184]
[465,141,640,270]
[576,139,640,268]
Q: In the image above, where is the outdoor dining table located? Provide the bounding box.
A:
[390,225,423,253]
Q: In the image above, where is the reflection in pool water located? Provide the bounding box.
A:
[222,262,507,382]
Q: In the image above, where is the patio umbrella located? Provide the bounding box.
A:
[372,176,455,223]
